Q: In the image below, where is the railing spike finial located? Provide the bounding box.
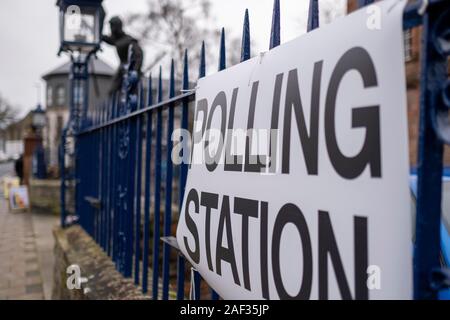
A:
[219,28,226,71]
[358,0,374,8]
[269,0,280,49]
[199,41,206,79]
[158,66,163,103]
[169,59,175,98]
[241,9,251,62]
[183,49,189,90]
[307,0,319,32]
[147,73,153,106]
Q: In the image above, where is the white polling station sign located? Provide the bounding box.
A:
[176,0,411,299]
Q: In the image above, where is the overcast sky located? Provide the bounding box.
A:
[0,0,346,117]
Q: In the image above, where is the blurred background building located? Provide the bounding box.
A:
[41,59,114,172]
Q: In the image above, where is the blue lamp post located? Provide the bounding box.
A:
[57,0,104,227]
[57,0,104,131]
[31,104,46,131]
[31,104,47,180]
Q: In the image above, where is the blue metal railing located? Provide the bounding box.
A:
[60,0,450,300]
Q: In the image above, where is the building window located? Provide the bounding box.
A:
[404,29,413,62]
[74,83,84,106]
[56,86,66,106]
[47,86,53,107]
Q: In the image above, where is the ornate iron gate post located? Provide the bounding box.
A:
[414,1,450,300]
[59,53,92,229]
[115,46,140,276]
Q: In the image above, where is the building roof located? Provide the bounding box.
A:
[42,58,115,80]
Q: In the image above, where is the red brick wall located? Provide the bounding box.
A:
[347,0,359,13]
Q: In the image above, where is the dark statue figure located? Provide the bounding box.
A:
[102,16,144,95]
[14,154,23,184]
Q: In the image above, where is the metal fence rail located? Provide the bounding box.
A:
[60,0,450,300]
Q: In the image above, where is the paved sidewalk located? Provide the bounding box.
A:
[0,198,58,300]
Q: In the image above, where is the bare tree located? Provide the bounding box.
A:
[296,0,346,33]
[320,0,346,24]
[227,37,243,67]
[125,0,221,77]
[0,93,18,129]
[227,36,257,67]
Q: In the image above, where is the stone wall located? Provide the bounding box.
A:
[29,179,61,215]
[52,225,149,300]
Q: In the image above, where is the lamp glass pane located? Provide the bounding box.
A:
[33,113,47,128]
[63,9,97,44]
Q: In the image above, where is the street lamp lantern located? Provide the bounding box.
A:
[56,0,104,221]
[32,104,46,130]
[57,0,104,54]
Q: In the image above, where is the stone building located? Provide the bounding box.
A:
[41,58,114,169]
